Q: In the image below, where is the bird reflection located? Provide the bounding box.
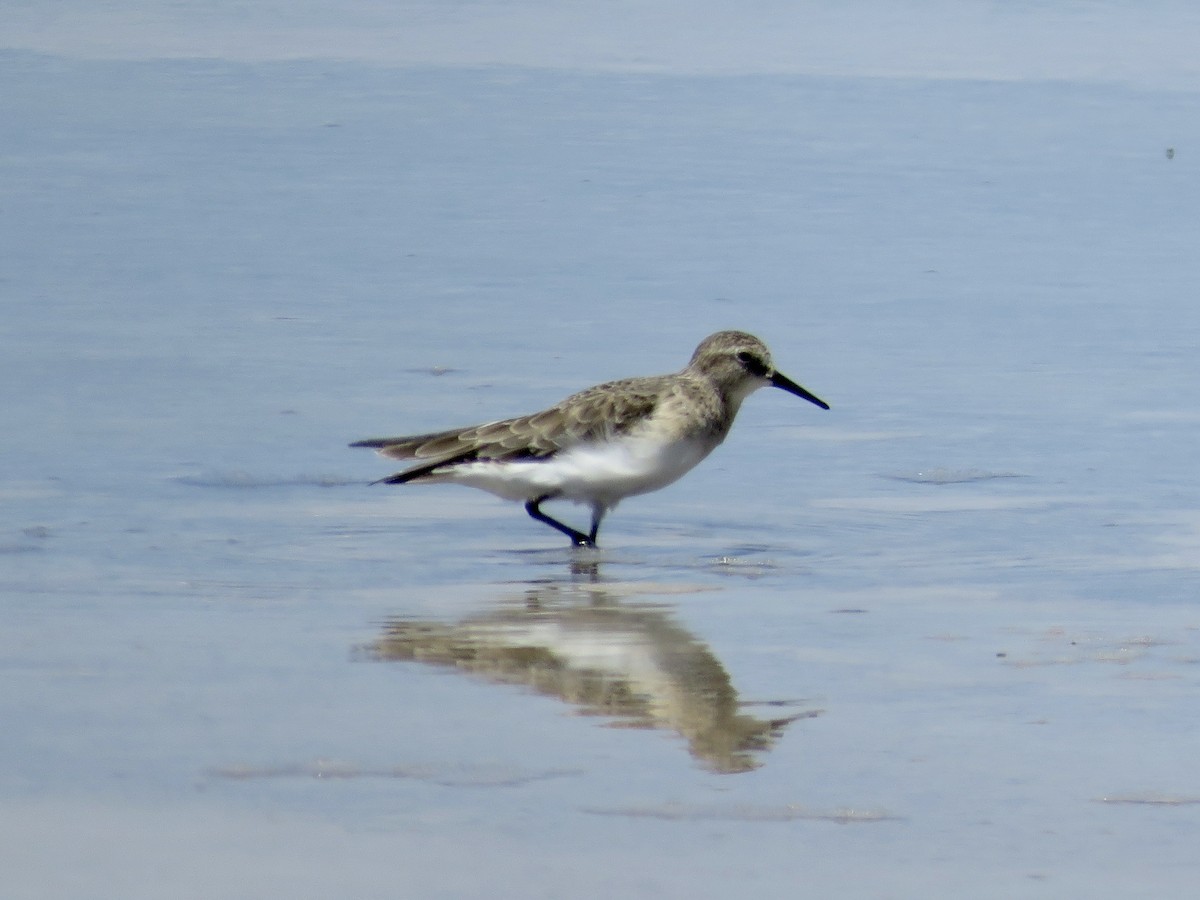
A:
[368,577,816,774]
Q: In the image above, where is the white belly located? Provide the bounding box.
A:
[443,436,717,506]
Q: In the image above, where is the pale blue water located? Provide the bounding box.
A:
[4,5,1200,897]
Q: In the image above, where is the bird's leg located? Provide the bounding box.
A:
[587,504,605,546]
[525,496,596,547]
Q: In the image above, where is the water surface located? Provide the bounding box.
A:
[4,5,1200,897]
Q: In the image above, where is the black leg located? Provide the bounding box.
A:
[525,496,596,547]
[587,503,604,545]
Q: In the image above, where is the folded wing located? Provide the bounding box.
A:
[351,379,661,484]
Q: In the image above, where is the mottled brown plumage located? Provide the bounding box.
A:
[352,381,661,468]
[352,331,829,546]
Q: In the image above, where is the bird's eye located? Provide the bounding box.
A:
[736,350,768,376]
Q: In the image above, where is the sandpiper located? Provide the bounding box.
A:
[351,330,829,547]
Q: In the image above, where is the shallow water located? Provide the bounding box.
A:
[4,4,1200,897]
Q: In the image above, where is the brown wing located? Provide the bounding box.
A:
[350,376,665,482]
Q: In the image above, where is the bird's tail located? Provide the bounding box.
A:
[349,427,469,460]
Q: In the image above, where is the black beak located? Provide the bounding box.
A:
[770,370,830,410]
